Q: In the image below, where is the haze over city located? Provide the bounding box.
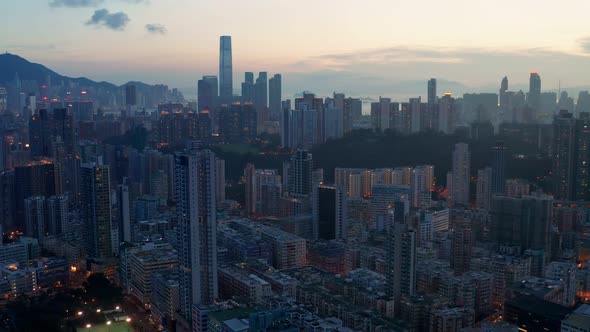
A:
[2,1,590,332]
[4,0,590,99]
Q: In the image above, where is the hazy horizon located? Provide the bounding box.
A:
[4,0,590,100]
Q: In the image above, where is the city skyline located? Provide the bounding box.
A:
[4,1,590,99]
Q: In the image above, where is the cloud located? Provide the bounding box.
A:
[50,0,103,7]
[86,9,130,31]
[145,23,167,34]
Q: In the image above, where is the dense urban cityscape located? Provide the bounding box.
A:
[2,4,590,331]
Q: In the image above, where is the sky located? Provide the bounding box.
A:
[3,0,590,100]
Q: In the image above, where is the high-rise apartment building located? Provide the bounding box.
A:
[491,141,507,194]
[575,112,590,200]
[449,143,470,206]
[386,219,416,317]
[552,110,576,200]
[219,36,233,100]
[268,74,281,120]
[81,162,113,259]
[287,150,313,197]
[174,144,218,326]
[476,167,492,211]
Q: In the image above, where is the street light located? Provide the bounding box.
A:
[106,321,111,325]
[126,317,131,323]
[96,309,101,313]
[78,311,83,316]
[86,324,91,328]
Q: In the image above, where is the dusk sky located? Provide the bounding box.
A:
[4,0,590,99]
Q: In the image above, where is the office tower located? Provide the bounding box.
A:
[476,167,492,210]
[491,141,507,194]
[81,162,113,259]
[490,192,553,261]
[287,150,313,197]
[24,196,46,241]
[241,72,255,102]
[575,113,590,200]
[254,72,268,132]
[14,161,57,229]
[268,74,281,120]
[312,185,347,240]
[449,143,470,206]
[499,76,510,122]
[125,84,137,106]
[428,78,437,105]
[117,184,131,243]
[219,36,233,100]
[449,221,475,275]
[552,110,576,200]
[438,93,456,134]
[174,145,218,324]
[216,103,257,144]
[215,158,225,206]
[386,219,416,316]
[323,108,344,141]
[244,163,256,215]
[197,76,218,111]
[528,71,541,113]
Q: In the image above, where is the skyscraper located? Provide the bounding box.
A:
[219,36,233,100]
[81,162,113,259]
[438,93,456,134]
[528,71,541,113]
[241,72,255,103]
[244,163,256,215]
[476,167,492,211]
[254,72,268,132]
[174,144,218,326]
[125,84,137,106]
[287,150,313,197]
[450,143,471,206]
[312,185,347,240]
[117,184,131,243]
[450,220,475,275]
[428,78,437,105]
[491,192,553,262]
[269,74,282,120]
[552,110,576,200]
[491,141,507,194]
[499,77,509,122]
[386,216,416,317]
[575,112,590,200]
[197,76,218,111]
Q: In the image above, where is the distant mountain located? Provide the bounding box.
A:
[0,53,183,109]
